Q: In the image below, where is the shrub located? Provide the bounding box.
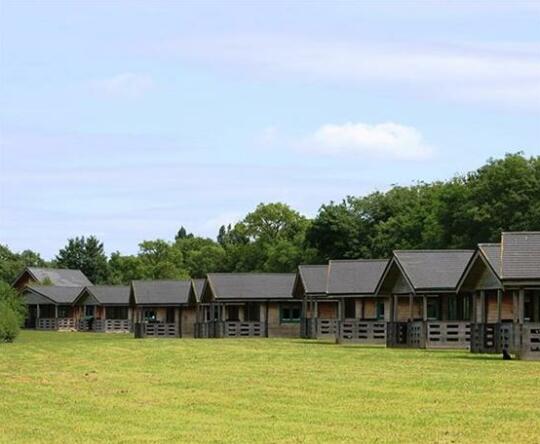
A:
[0,302,20,342]
[0,282,25,342]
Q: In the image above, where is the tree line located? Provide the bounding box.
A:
[1,153,539,287]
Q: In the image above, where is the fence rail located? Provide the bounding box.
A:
[426,322,470,348]
[144,322,179,338]
[519,323,540,361]
[37,318,57,330]
[316,319,338,338]
[340,320,386,344]
[224,321,265,337]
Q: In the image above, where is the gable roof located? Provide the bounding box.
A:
[76,285,130,305]
[478,243,502,278]
[206,273,296,300]
[501,232,540,280]
[393,250,475,291]
[14,267,93,287]
[131,280,194,305]
[327,259,389,295]
[192,279,206,301]
[297,265,328,295]
[23,286,84,304]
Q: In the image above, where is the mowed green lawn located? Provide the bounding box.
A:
[1,331,539,443]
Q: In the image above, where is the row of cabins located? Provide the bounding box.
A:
[13,232,539,359]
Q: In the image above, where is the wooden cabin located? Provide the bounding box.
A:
[73,286,132,333]
[292,265,329,338]
[13,267,92,291]
[196,273,298,338]
[463,233,540,359]
[130,280,197,338]
[377,250,475,349]
[21,286,83,330]
[328,259,389,344]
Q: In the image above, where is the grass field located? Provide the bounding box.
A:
[1,331,539,443]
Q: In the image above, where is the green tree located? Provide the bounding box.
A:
[0,244,47,285]
[55,236,110,284]
[138,240,188,279]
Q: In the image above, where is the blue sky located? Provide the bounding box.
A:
[1,1,539,259]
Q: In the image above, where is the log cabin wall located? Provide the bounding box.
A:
[318,301,337,319]
[181,306,196,337]
[267,303,301,338]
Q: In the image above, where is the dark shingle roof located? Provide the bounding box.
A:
[25,267,92,286]
[26,286,84,304]
[327,259,389,295]
[85,286,130,305]
[478,243,502,277]
[501,232,540,280]
[207,273,296,300]
[394,250,474,291]
[192,279,206,301]
[131,280,193,305]
[297,265,328,295]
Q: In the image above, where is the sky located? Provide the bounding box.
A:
[1,1,539,259]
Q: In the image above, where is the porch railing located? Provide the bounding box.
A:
[104,319,131,332]
[340,320,386,344]
[316,319,338,338]
[426,321,470,348]
[144,322,179,338]
[224,321,265,337]
[519,323,540,361]
[37,318,57,330]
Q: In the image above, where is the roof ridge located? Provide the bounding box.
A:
[207,272,295,276]
[329,258,388,263]
[502,231,540,235]
[395,249,475,253]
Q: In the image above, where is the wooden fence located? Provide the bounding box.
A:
[143,322,179,338]
[426,322,470,348]
[316,319,338,338]
[223,321,265,337]
[37,318,57,330]
[519,323,540,361]
[340,320,386,344]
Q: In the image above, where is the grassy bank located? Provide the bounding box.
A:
[1,331,539,443]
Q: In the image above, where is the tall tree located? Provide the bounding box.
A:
[55,236,110,284]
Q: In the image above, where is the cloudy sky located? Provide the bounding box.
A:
[1,1,539,259]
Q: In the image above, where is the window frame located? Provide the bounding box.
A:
[280,303,301,324]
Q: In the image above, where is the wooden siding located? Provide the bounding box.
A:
[318,301,337,319]
[181,307,196,337]
[267,303,300,338]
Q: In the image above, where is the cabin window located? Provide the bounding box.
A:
[105,307,128,319]
[376,302,385,320]
[427,298,440,320]
[280,304,301,323]
[245,303,260,322]
[448,296,458,321]
[344,299,356,318]
[57,305,70,318]
[166,307,175,323]
[227,306,240,321]
[144,310,157,322]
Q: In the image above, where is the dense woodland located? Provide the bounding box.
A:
[2,153,539,286]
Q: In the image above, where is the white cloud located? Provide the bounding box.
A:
[163,35,540,108]
[91,73,154,98]
[299,122,432,160]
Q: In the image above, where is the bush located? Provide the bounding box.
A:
[0,281,25,342]
[0,302,20,342]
